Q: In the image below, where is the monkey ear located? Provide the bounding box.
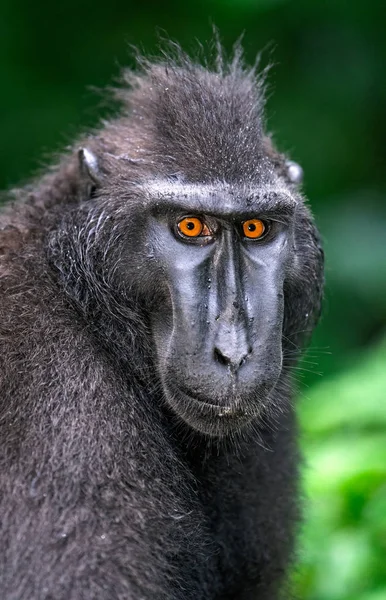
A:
[78,147,101,196]
[285,160,303,184]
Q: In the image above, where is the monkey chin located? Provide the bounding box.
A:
[163,382,260,437]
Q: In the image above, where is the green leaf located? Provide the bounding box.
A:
[299,340,386,435]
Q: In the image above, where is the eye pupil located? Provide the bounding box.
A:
[248,223,256,232]
[186,221,195,230]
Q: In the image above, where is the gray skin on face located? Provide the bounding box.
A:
[136,180,298,436]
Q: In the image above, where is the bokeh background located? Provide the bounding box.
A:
[0,1,385,598]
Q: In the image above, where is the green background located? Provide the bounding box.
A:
[0,1,385,598]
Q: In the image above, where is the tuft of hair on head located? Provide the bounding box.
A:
[104,39,274,184]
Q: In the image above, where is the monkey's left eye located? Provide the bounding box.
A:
[242,219,267,240]
[177,216,211,239]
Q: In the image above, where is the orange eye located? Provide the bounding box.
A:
[177,217,209,238]
[242,219,266,239]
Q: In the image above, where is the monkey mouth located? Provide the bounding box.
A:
[170,381,247,416]
[162,380,259,436]
[187,397,247,418]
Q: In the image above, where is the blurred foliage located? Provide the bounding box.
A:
[296,340,386,599]
[0,0,385,598]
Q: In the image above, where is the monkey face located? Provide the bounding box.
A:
[52,149,322,438]
[133,180,298,436]
[50,57,323,439]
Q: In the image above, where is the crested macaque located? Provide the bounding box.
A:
[0,45,324,600]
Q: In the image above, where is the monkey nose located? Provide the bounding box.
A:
[213,345,251,371]
[213,323,252,372]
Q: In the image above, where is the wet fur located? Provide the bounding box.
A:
[0,46,323,599]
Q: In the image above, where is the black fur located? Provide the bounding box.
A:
[0,45,324,599]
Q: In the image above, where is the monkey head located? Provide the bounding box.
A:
[51,54,324,437]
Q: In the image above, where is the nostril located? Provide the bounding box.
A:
[238,347,252,368]
[214,346,252,369]
[214,347,231,367]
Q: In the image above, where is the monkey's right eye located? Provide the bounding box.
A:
[177,217,211,239]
